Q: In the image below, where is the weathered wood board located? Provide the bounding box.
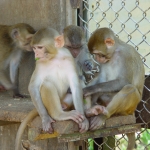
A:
[0,92,139,143]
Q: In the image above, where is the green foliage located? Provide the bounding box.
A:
[139,128,150,148]
[88,138,94,150]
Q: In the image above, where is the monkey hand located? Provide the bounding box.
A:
[84,60,93,71]
[79,117,89,133]
[42,115,55,133]
[89,114,107,130]
[85,105,107,117]
[64,110,85,124]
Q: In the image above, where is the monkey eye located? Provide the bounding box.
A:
[93,53,104,58]
[37,46,43,49]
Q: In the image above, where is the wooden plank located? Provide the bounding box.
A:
[0,92,34,122]
[0,121,19,126]
[28,115,136,141]
[105,115,136,127]
[0,93,137,141]
[58,124,141,143]
[29,115,136,132]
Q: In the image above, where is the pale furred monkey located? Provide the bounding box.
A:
[15,27,89,150]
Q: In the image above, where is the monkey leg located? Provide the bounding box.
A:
[106,84,141,117]
[40,82,84,124]
[89,84,140,130]
[0,71,25,98]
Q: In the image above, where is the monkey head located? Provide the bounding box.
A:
[63,25,85,58]
[31,28,64,61]
[88,28,116,64]
[63,25,101,84]
[11,23,35,51]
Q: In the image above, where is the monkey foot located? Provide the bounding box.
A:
[85,105,106,117]
[89,114,107,130]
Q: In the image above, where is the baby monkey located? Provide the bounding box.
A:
[15,27,89,150]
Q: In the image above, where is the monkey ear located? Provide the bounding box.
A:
[26,34,33,39]
[105,38,115,48]
[11,28,20,39]
[54,35,64,48]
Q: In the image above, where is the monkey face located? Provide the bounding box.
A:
[64,45,82,58]
[93,52,110,64]
[32,45,46,59]
[14,32,34,51]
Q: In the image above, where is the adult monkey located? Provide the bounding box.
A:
[83,27,145,150]
[15,27,89,150]
[63,25,100,110]
[0,23,35,97]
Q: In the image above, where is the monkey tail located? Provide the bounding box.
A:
[15,109,38,150]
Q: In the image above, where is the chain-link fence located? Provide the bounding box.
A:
[78,0,150,149]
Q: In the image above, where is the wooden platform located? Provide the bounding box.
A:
[0,91,141,143]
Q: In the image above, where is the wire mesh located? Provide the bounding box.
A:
[78,0,150,149]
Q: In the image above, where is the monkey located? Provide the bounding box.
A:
[83,27,145,127]
[82,27,145,150]
[62,25,100,111]
[0,23,35,98]
[15,27,89,150]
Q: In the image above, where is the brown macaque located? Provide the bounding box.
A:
[15,27,89,150]
[22,140,43,150]
[63,25,100,110]
[0,23,35,98]
[83,27,145,150]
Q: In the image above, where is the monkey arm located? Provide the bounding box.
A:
[83,78,127,97]
[28,75,55,132]
[68,68,90,132]
[67,62,85,115]
[28,71,49,120]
